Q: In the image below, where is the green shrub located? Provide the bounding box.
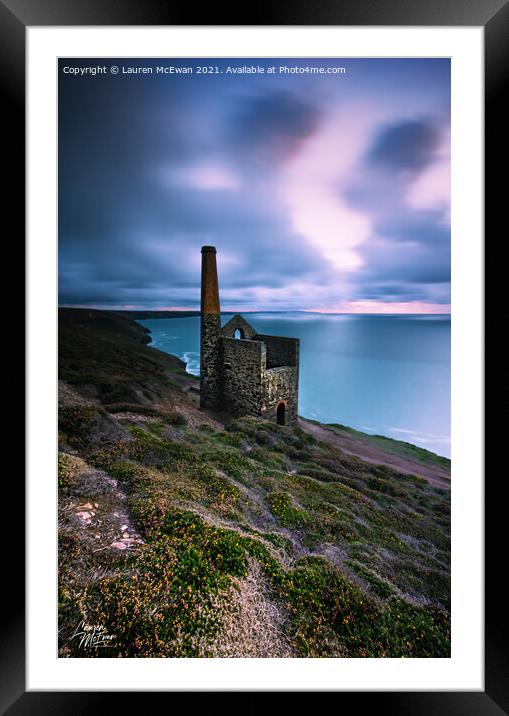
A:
[59,405,106,449]
[58,452,79,488]
[267,492,310,528]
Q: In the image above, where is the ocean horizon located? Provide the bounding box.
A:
[138,312,451,458]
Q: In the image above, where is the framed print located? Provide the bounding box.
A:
[7,0,500,711]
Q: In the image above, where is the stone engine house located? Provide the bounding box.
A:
[200,246,299,426]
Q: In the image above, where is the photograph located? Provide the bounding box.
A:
[57,56,451,659]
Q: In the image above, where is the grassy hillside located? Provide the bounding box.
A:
[58,308,450,658]
[326,423,451,471]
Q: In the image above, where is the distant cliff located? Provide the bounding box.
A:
[112,309,200,320]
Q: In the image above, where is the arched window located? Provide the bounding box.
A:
[234,328,244,339]
[276,402,286,426]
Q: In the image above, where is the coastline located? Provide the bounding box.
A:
[135,312,451,466]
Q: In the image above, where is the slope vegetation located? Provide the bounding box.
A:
[58,308,450,658]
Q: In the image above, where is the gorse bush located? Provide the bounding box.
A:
[84,509,450,658]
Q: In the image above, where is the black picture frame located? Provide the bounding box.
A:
[9,0,499,712]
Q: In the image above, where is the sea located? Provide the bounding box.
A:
[137,313,451,458]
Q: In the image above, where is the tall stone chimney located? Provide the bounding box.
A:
[200,246,222,409]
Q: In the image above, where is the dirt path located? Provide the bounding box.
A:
[299,418,450,489]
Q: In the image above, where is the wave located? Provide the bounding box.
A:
[181,351,200,376]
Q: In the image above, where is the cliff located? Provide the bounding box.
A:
[58,308,450,658]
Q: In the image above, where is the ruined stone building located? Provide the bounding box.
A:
[200,246,299,426]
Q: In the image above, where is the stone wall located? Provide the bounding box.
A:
[261,366,298,425]
[255,334,299,369]
[222,315,258,340]
[221,337,265,416]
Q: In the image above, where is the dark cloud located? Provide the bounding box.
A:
[357,234,450,285]
[351,281,450,305]
[227,90,320,166]
[342,117,450,306]
[366,119,440,172]
[374,212,449,245]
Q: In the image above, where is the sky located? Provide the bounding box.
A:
[58,58,450,313]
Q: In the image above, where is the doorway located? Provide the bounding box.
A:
[276,402,286,426]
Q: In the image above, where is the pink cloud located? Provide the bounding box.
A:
[163,163,240,191]
[278,104,378,271]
